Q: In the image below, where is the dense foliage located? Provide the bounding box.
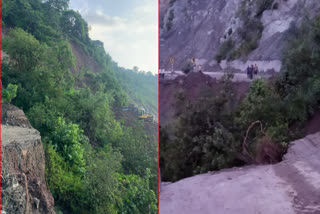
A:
[114,66,158,117]
[162,16,320,182]
[1,0,158,213]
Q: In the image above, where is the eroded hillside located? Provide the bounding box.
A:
[160,0,320,72]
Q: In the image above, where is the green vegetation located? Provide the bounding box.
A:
[169,0,177,7]
[216,0,273,61]
[162,16,320,182]
[181,59,194,74]
[255,0,274,17]
[215,39,235,63]
[2,0,157,213]
[114,66,158,116]
[230,18,263,60]
[166,9,175,31]
[1,84,18,103]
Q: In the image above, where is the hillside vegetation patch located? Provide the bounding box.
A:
[163,16,320,182]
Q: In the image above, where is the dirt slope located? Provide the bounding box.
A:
[160,72,249,125]
[160,0,320,72]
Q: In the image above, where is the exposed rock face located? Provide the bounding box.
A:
[1,104,55,214]
[1,104,32,128]
[160,132,320,214]
[160,0,320,72]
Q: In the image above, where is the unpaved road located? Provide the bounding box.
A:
[160,132,320,214]
[159,70,271,82]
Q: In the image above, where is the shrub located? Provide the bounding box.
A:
[256,0,274,17]
[45,143,83,211]
[1,84,18,103]
[169,0,176,7]
[181,60,194,73]
[116,169,157,214]
[166,9,175,31]
[215,39,235,62]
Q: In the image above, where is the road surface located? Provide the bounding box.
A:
[159,70,272,82]
[160,132,320,214]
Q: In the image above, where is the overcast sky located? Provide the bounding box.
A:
[69,0,158,73]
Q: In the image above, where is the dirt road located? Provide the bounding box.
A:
[160,132,320,214]
[159,70,271,82]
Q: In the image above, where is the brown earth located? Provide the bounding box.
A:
[69,41,101,74]
[160,72,249,125]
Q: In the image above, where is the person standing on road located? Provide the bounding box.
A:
[254,64,259,75]
[192,58,196,72]
[247,66,253,79]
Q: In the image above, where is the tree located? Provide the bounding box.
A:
[43,0,69,11]
[116,169,158,214]
[82,146,122,214]
[1,84,18,103]
[3,28,45,72]
[61,10,89,42]
[48,117,86,174]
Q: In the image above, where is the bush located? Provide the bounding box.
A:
[166,9,175,31]
[169,0,176,7]
[215,39,235,62]
[45,143,83,212]
[181,60,194,73]
[256,0,274,17]
[230,18,264,60]
[1,84,18,103]
[116,169,157,214]
[47,117,87,174]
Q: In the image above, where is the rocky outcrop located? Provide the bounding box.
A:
[160,131,320,214]
[160,0,320,72]
[1,104,55,214]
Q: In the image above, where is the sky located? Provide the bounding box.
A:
[69,0,158,73]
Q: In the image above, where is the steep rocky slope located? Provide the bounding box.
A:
[1,104,55,214]
[160,131,320,214]
[160,0,320,72]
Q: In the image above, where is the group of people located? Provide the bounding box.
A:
[246,64,259,79]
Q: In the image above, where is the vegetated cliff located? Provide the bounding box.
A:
[160,0,320,72]
[1,104,55,214]
[160,131,320,214]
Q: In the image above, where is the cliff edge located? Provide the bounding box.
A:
[1,104,55,214]
[160,131,320,214]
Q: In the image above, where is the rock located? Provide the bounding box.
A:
[160,132,320,214]
[1,103,32,128]
[160,0,320,72]
[1,105,55,214]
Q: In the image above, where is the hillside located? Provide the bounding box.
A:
[160,0,320,72]
[114,66,158,118]
[1,0,158,213]
[160,0,320,196]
